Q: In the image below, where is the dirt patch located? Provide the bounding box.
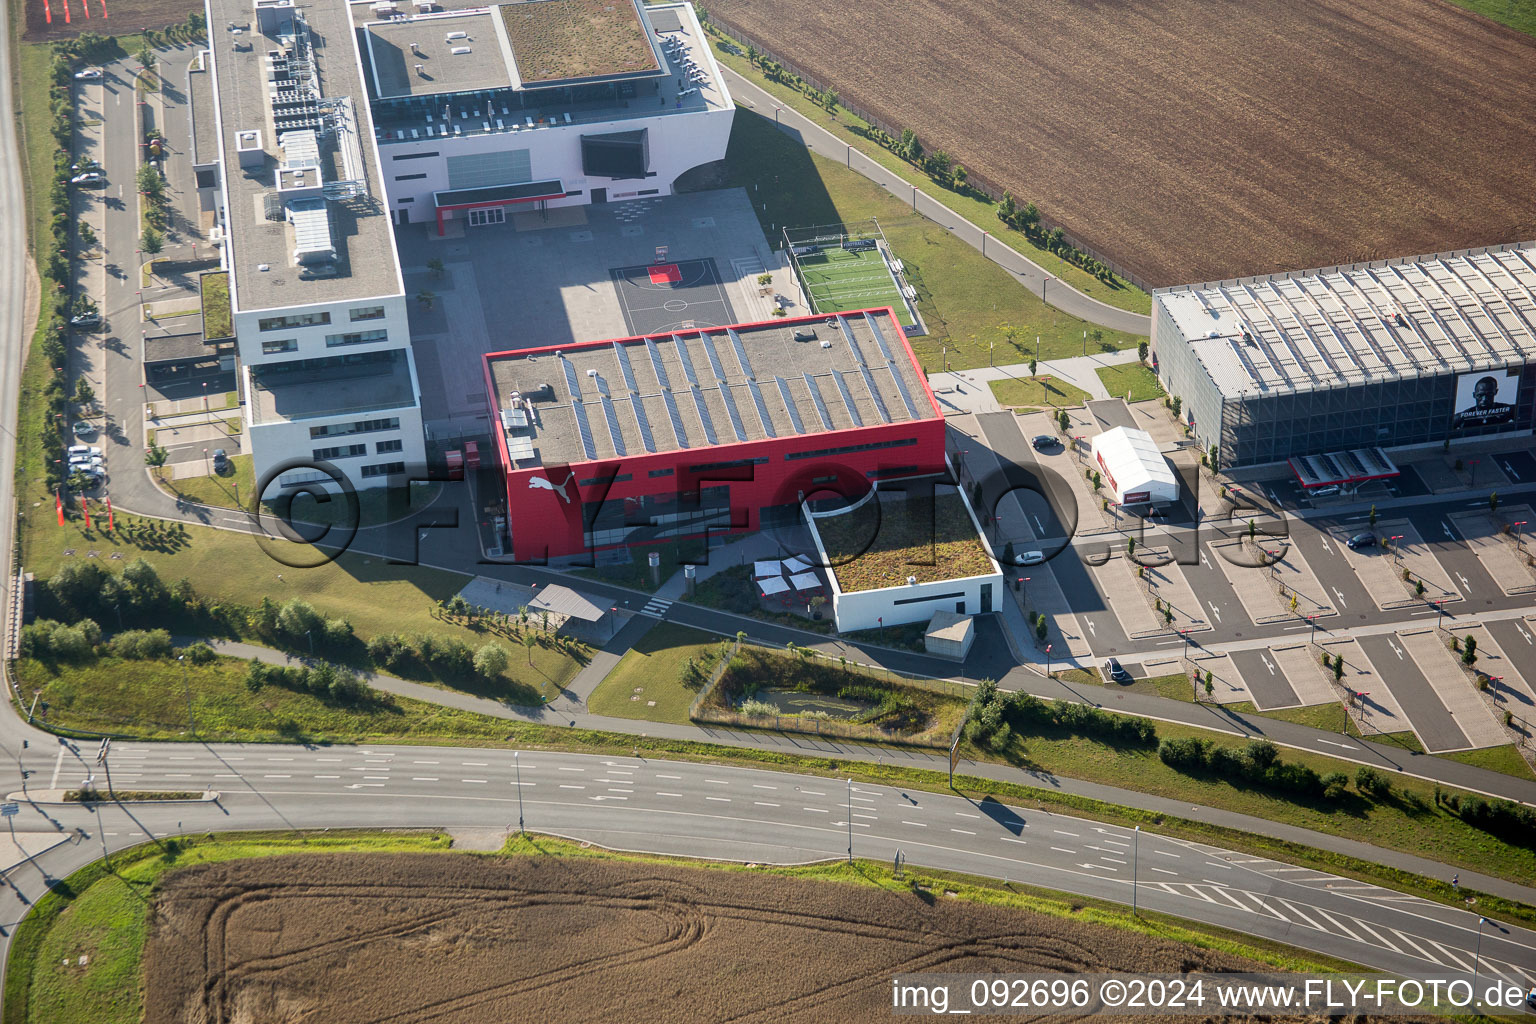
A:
[147,852,1282,1023]
[24,0,197,41]
[711,0,1536,286]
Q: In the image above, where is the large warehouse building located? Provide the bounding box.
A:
[483,308,945,561]
[1152,242,1536,473]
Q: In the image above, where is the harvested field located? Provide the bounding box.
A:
[23,0,195,40]
[147,852,1296,1024]
[711,0,1536,286]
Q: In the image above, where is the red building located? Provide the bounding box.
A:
[482,308,945,562]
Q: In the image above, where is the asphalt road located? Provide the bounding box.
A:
[1228,648,1301,711]
[0,739,1533,997]
[1357,634,1469,753]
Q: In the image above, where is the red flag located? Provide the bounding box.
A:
[105,496,114,532]
[81,497,91,530]
[55,491,64,526]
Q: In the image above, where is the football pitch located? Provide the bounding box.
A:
[797,245,908,320]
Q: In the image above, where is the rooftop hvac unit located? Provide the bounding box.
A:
[450,46,471,54]
[414,62,425,75]
[445,30,467,40]
[585,368,598,377]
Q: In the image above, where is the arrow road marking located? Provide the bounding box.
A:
[1333,588,1348,608]
[1455,572,1470,592]
[1208,602,1221,623]
[1388,640,1405,660]
[1261,656,1276,675]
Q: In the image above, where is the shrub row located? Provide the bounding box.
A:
[1445,792,1536,847]
[964,679,1157,753]
[244,659,373,706]
[366,631,509,682]
[1159,736,1351,803]
[21,617,210,667]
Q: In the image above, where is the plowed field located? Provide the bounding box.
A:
[711,0,1536,286]
[146,853,1305,1023]
[24,0,196,40]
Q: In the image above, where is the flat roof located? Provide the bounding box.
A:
[364,13,511,99]
[527,584,606,621]
[144,332,221,365]
[1090,426,1177,494]
[186,51,219,167]
[498,0,662,87]
[814,489,995,593]
[486,309,936,469]
[207,0,401,312]
[249,351,417,424]
[1157,241,1536,400]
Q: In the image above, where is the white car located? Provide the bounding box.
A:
[71,421,97,440]
[69,452,103,466]
[1013,550,1045,566]
[67,445,102,458]
[70,171,105,186]
[73,68,104,80]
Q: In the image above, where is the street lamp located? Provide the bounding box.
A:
[1468,459,1480,488]
[514,751,524,834]
[1513,520,1528,552]
[1044,642,1053,678]
[1473,916,1487,993]
[1020,576,1030,605]
[1389,535,1404,565]
[846,778,854,864]
[202,447,210,475]
[1132,825,1140,915]
[1309,615,1318,645]
[1435,601,1446,632]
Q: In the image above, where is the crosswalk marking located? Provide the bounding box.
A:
[640,597,672,618]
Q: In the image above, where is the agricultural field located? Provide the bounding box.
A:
[141,851,1289,1023]
[710,0,1536,286]
[23,0,196,39]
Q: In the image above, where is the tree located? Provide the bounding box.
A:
[1137,340,1148,363]
[78,222,96,249]
[73,378,95,406]
[140,228,164,255]
[144,442,168,468]
[136,44,157,70]
[1204,671,1214,701]
[426,257,444,277]
[522,631,536,665]
[135,163,165,198]
[1126,536,1136,557]
[1058,409,1070,433]
[276,598,323,639]
[1019,202,1041,233]
[1003,541,1015,564]
[1035,617,1048,643]
[998,192,1016,223]
[928,150,952,181]
[952,164,966,190]
[1489,492,1499,513]
[416,290,436,309]
[824,89,839,115]
[746,43,759,66]
[1462,635,1478,666]
[473,643,509,679]
[1368,504,1377,527]
[1028,357,1038,377]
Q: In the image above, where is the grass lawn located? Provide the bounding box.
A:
[704,36,1151,316]
[1095,363,1165,402]
[1226,700,1349,734]
[989,718,1536,884]
[155,455,254,511]
[1442,744,1536,782]
[14,654,558,744]
[703,110,1143,373]
[989,375,1091,410]
[1444,0,1536,37]
[1350,725,1428,754]
[586,622,725,724]
[1058,668,1193,702]
[7,831,450,1024]
[814,491,993,592]
[198,271,232,339]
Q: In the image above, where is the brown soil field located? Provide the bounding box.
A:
[144,852,1333,1024]
[711,0,1536,287]
[23,0,196,41]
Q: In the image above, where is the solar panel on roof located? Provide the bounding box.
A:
[775,378,806,434]
[613,342,639,393]
[858,367,891,423]
[701,332,727,380]
[631,397,657,453]
[672,335,701,386]
[837,316,866,366]
[570,401,597,460]
[863,312,896,361]
[884,363,921,419]
[561,357,581,399]
[643,338,671,390]
[831,372,863,427]
[599,395,626,456]
[802,374,834,430]
[661,391,691,448]
[718,386,749,442]
[746,381,777,438]
[688,387,718,445]
[726,328,754,379]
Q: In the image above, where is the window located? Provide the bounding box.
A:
[398,197,416,204]
[893,590,966,607]
[638,188,660,196]
[446,149,530,189]
[261,338,297,355]
[313,444,367,460]
[349,306,386,322]
[258,311,330,331]
[648,467,674,478]
[362,461,405,478]
[688,456,768,473]
[867,465,919,479]
[376,439,403,454]
[394,173,427,181]
[325,329,388,348]
[309,417,400,439]
[391,151,439,161]
[467,207,505,227]
[578,473,632,486]
[785,437,918,461]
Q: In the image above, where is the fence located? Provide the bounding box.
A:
[704,14,1155,294]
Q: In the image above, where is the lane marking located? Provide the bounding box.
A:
[1050,846,1075,854]
[804,807,828,813]
[705,796,730,802]
[753,801,780,808]
[952,828,976,835]
[412,777,439,782]
[902,821,927,827]
[461,779,487,784]
[656,792,682,797]
[1152,867,1178,876]
[558,784,585,790]
[656,774,682,780]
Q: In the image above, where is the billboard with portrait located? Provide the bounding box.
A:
[1452,369,1519,428]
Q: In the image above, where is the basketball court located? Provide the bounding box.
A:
[609,257,737,336]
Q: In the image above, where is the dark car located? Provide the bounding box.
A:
[212,448,229,472]
[1031,434,1061,452]
[1346,532,1376,550]
[1105,658,1132,683]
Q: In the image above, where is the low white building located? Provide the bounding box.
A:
[1090,426,1179,507]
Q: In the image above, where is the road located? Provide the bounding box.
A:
[0,740,1532,996]
[718,68,1151,337]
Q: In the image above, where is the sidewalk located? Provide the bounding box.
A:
[207,637,1536,908]
[929,348,1142,413]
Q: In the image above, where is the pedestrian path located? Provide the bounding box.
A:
[929,348,1143,414]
